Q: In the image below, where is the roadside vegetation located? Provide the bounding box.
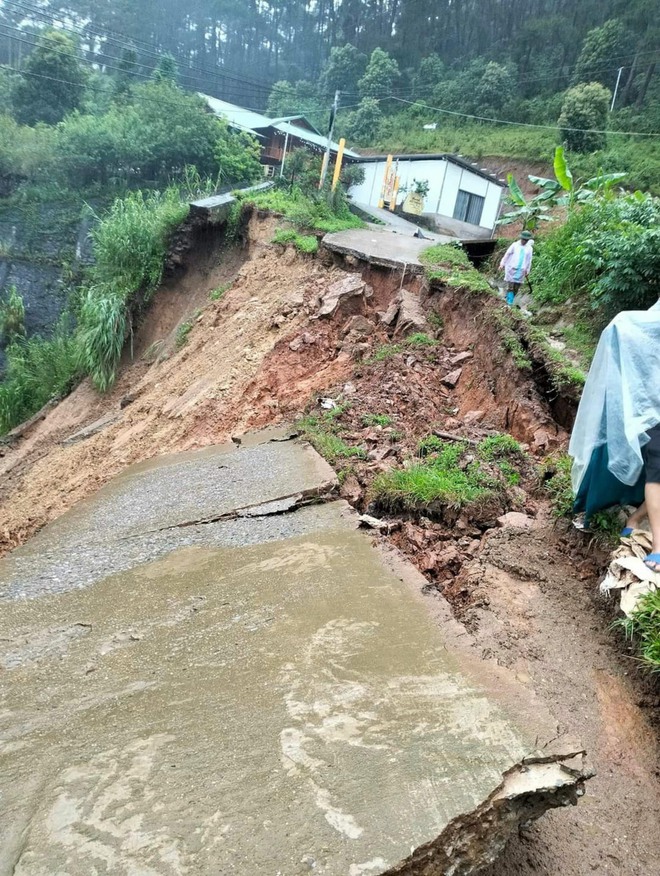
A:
[619,591,660,673]
[372,436,525,515]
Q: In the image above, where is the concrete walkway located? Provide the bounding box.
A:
[352,201,451,241]
[0,431,588,874]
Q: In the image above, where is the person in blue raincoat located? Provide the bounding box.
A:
[499,231,534,305]
[569,302,660,571]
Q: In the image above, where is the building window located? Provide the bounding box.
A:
[453,189,485,226]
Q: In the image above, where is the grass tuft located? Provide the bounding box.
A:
[478,434,522,460]
[362,413,393,427]
[210,284,230,301]
[373,441,491,512]
[617,589,660,673]
[540,453,574,519]
[272,227,319,254]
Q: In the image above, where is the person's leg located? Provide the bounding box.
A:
[642,424,660,569]
[626,501,647,529]
[644,484,660,570]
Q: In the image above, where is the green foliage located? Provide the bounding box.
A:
[362,413,393,427]
[559,82,611,153]
[214,119,263,186]
[417,434,445,456]
[541,453,574,519]
[533,192,660,329]
[421,243,492,294]
[345,98,383,143]
[12,30,87,126]
[297,407,366,463]
[319,44,368,95]
[210,284,229,301]
[358,48,400,99]
[406,332,437,347]
[0,324,81,434]
[0,286,26,345]
[152,54,178,84]
[272,227,319,254]
[241,185,363,234]
[420,243,471,270]
[266,80,325,131]
[368,343,402,362]
[58,83,230,187]
[618,589,660,673]
[572,20,632,91]
[78,188,188,391]
[373,441,492,512]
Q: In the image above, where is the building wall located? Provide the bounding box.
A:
[349,158,502,232]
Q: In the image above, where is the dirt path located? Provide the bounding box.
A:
[474,523,660,875]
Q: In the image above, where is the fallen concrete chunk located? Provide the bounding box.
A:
[394,288,429,337]
[316,272,366,318]
[442,367,463,387]
[0,437,590,875]
[497,512,535,530]
[450,351,474,366]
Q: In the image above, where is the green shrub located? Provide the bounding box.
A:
[420,242,492,294]
[78,188,188,391]
[533,193,660,331]
[175,320,194,348]
[0,325,81,433]
[240,185,363,234]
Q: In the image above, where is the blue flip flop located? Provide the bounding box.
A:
[644,553,660,569]
[620,527,634,537]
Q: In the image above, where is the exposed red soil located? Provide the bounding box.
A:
[1,211,659,876]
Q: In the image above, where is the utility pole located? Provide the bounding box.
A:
[611,66,624,112]
[319,90,340,189]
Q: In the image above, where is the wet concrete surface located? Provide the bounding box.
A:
[0,436,587,874]
[323,228,444,272]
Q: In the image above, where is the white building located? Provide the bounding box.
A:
[348,153,506,239]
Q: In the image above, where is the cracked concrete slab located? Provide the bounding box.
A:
[323,228,436,272]
[0,437,589,875]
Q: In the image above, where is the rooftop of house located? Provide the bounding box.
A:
[200,94,359,158]
[351,153,506,186]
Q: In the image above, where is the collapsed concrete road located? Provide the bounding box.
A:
[0,431,590,875]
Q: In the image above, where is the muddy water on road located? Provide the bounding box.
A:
[0,440,582,875]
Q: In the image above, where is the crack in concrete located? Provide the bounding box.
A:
[122,481,340,540]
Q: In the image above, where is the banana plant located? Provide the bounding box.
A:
[497,173,555,232]
[527,146,627,207]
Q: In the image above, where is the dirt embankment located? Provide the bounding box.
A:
[1,210,659,876]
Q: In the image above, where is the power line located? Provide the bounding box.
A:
[386,95,660,138]
[0,62,313,121]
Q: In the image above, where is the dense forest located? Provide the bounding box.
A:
[0,0,657,189]
[0,0,657,109]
